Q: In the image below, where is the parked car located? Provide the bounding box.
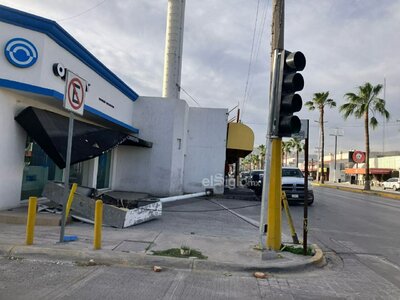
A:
[246,170,264,189]
[240,171,250,185]
[382,177,400,191]
[254,167,314,205]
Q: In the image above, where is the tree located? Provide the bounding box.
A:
[340,82,389,190]
[258,144,266,169]
[305,92,336,183]
[240,156,251,171]
[282,141,292,166]
[289,138,304,167]
[250,154,260,170]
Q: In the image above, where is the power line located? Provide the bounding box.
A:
[243,122,400,128]
[228,103,239,114]
[178,84,201,107]
[241,0,270,120]
[57,0,108,22]
[241,0,261,120]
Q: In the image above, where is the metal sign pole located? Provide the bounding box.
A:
[303,119,309,255]
[59,112,74,243]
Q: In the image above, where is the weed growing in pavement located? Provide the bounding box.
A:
[280,244,314,256]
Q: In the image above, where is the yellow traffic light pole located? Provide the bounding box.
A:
[263,0,305,251]
[263,0,284,251]
[266,139,282,250]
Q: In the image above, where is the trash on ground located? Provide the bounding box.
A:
[153,266,162,272]
[254,272,268,279]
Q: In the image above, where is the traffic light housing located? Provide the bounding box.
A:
[277,50,306,137]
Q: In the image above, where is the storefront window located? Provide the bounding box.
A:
[69,162,83,186]
[97,151,112,189]
[21,137,87,199]
[21,137,63,200]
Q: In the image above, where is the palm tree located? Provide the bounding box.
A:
[258,144,266,169]
[282,141,292,166]
[305,92,336,183]
[241,156,251,171]
[340,82,389,190]
[250,154,260,170]
[289,138,304,167]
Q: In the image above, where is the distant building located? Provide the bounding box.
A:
[300,151,398,184]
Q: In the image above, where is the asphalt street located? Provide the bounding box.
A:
[220,186,400,290]
[307,187,400,289]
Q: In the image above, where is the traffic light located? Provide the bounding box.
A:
[277,50,306,137]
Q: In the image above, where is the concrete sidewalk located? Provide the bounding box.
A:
[0,197,324,274]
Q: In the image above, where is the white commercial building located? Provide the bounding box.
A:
[0,5,227,210]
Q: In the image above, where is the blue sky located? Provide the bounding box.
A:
[2,0,400,156]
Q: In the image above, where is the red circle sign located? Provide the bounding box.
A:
[67,78,85,110]
[352,151,365,163]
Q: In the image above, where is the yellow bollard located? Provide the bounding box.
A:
[26,197,37,245]
[93,200,103,250]
[65,183,78,220]
[267,139,282,250]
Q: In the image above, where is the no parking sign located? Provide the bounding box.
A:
[64,71,86,115]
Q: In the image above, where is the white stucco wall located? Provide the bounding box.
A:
[0,90,27,209]
[183,107,228,194]
[112,97,189,196]
[112,98,228,196]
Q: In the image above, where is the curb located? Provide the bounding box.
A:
[0,242,325,274]
[310,244,325,267]
[315,184,400,201]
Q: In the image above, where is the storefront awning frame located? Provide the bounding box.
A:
[15,106,151,169]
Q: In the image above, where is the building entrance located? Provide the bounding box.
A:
[21,137,91,199]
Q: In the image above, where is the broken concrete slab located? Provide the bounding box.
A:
[42,182,161,228]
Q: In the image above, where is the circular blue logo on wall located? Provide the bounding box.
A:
[5,38,38,68]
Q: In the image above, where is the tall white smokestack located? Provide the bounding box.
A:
[162,0,186,99]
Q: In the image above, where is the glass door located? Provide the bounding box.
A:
[96,151,112,189]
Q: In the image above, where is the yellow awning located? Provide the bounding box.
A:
[226,123,254,163]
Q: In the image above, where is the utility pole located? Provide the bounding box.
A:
[314,120,321,182]
[314,119,327,183]
[330,129,343,183]
[259,0,285,251]
[382,77,386,154]
[235,109,241,187]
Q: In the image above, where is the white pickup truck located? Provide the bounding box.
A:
[254,167,314,205]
